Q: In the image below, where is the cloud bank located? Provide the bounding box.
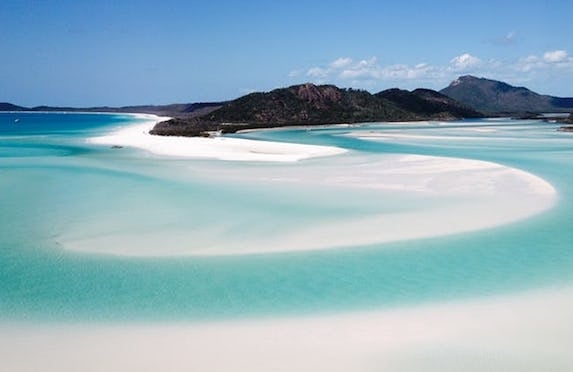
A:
[290,50,573,92]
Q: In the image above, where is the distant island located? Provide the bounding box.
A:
[440,75,573,115]
[0,101,225,118]
[3,75,573,137]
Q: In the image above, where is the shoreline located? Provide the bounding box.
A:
[88,114,348,162]
[233,120,437,134]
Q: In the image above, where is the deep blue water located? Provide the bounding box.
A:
[0,113,572,322]
[0,112,134,135]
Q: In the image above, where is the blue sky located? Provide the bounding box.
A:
[1,0,572,106]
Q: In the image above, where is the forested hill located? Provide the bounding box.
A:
[151,83,483,137]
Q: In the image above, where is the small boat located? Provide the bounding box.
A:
[14,118,20,123]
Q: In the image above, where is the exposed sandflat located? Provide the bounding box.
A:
[88,118,347,162]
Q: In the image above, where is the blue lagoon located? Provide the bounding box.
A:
[1,112,572,371]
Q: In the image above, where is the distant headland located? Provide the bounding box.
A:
[2,76,573,136]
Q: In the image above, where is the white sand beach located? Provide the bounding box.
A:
[87,117,347,162]
[2,286,572,372]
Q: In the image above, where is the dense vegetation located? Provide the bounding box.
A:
[151,83,483,137]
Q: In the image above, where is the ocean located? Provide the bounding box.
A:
[0,112,572,323]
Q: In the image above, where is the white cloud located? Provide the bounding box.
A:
[305,57,381,81]
[294,50,573,91]
[329,57,353,69]
[338,57,380,80]
[307,67,329,78]
[305,57,443,84]
[449,53,482,71]
[379,63,443,80]
[288,70,301,78]
[517,50,573,72]
[517,55,543,72]
[544,50,568,63]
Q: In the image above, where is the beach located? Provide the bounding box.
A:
[88,117,347,162]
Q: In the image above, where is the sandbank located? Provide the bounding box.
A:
[74,117,557,257]
[87,117,347,162]
[60,152,556,256]
[2,286,572,371]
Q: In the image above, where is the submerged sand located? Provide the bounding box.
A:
[72,119,557,256]
[4,118,568,372]
[2,286,572,372]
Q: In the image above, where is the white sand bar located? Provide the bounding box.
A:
[2,287,572,372]
[88,119,347,162]
[76,117,557,256]
[60,151,556,256]
[191,154,555,255]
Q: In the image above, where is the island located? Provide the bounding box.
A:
[4,77,572,137]
[149,83,483,137]
[440,75,573,115]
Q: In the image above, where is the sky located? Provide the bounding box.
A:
[1,0,573,106]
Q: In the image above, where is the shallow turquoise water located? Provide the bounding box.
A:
[0,113,572,322]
